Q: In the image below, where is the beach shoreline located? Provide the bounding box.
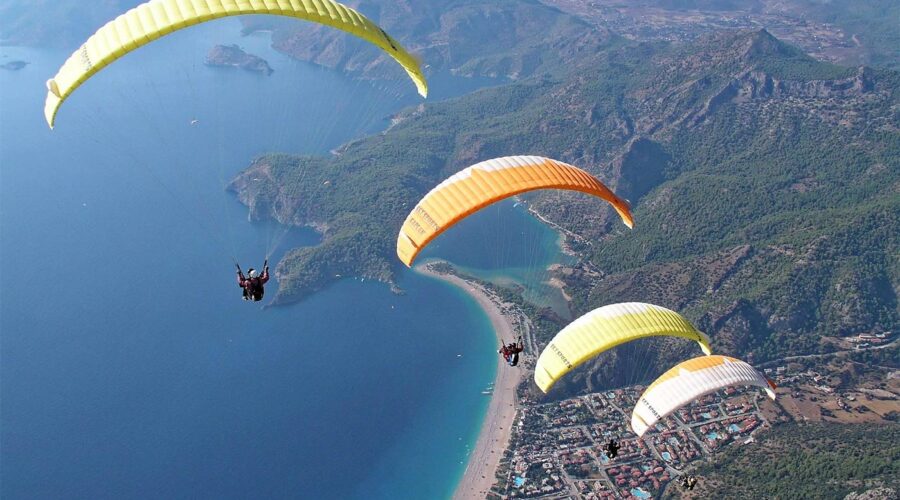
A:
[415,262,522,500]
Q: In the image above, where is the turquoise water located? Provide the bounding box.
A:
[701,412,713,419]
[420,200,573,318]
[0,20,516,499]
[706,432,720,440]
[661,451,672,461]
[728,424,741,433]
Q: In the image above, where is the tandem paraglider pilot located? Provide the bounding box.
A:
[499,337,525,367]
[236,260,269,302]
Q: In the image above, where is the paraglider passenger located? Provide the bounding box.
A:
[499,337,524,366]
[605,439,620,459]
[237,261,269,302]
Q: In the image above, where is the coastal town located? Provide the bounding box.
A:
[488,384,773,499]
[483,334,898,500]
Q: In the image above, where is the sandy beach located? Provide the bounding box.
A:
[415,263,522,500]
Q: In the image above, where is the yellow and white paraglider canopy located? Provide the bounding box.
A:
[631,355,776,437]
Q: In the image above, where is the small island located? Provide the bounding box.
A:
[1,60,29,71]
[205,44,273,76]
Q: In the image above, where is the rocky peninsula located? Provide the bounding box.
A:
[1,60,28,71]
[205,44,273,76]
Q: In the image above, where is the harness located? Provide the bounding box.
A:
[243,277,264,301]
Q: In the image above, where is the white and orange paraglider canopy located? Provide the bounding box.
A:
[396,155,634,267]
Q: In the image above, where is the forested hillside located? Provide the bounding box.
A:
[676,422,900,499]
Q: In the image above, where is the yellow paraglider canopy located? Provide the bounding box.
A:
[533,302,711,393]
[45,0,428,128]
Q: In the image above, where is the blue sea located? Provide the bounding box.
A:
[0,20,562,499]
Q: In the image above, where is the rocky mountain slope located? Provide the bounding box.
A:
[541,0,900,71]
[239,0,613,82]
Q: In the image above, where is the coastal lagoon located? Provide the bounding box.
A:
[1,20,562,499]
[419,200,574,319]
